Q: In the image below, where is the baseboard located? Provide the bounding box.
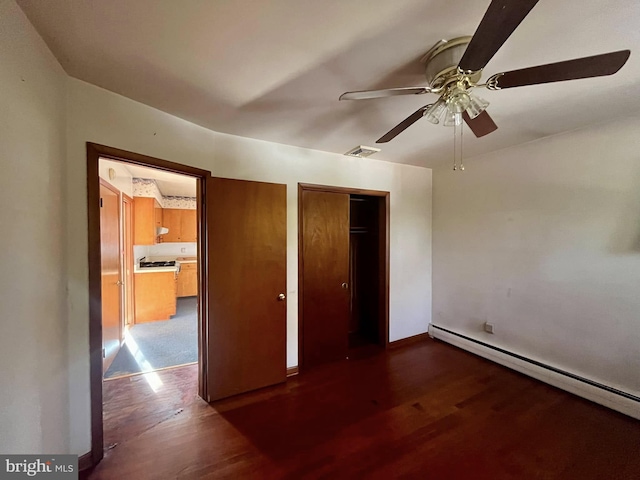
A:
[389,332,430,349]
[286,366,299,377]
[429,324,640,420]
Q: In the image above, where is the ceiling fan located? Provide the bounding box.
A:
[339,0,630,168]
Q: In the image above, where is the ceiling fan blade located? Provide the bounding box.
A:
[376,105,430,143]
[458,0,539,73]
[339,86,432,101]
[462,110,498,138]
[486,50,631,89]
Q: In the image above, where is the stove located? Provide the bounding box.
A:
[139,260,177,268]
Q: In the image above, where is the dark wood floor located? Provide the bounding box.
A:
[88,339,640,479]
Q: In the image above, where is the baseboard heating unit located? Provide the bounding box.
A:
[429,324,640,420]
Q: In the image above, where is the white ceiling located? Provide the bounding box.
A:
[17,0,640,168]
[123,162,196,197]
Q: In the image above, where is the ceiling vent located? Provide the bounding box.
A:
[344,145,381,158]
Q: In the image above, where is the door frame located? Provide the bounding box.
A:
[297,183,390,368]
[87,143,210,466]
[121,193,135,329]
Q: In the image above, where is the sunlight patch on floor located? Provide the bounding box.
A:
[124,329,164,391]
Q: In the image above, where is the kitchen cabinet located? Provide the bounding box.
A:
[177,262,198,297]
[162,208,197,243]
[134,271,177,322]
[180,209,197,242]
[134,197,163,245]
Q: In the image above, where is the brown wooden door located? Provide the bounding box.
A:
[301,190,350,368]
[100,181,122,374]
[207,177,287,401]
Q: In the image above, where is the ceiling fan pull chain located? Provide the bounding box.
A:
[452,121,457,171]
[459,119,465,171]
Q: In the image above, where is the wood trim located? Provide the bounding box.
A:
[103,361,198,382]
[86,143,104,467]
[87,143,210,467]
[298,183,389,197]
[122,193,135,329]
[88,142,210,177]
[196,175,209,400]
[298,183,390,369]
[382,193,390,348]
[78,451,94,472]
[297,184,304,372]
[286,366,299,377]
[388,332,430,349]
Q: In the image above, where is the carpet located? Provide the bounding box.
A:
[104,297,198,379]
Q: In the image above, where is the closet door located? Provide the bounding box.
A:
[207,177,287,401]
[301,190,350,368]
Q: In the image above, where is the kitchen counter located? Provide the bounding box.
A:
[176,256,197,264]
[134,255,196,273]
[134,265,178,274]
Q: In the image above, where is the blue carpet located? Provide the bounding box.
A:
[104,297,198,379]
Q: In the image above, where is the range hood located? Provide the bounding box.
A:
[156,227,169,235]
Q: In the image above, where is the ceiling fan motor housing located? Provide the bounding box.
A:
[422,36,481,88]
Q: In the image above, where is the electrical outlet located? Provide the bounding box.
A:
[484,322,494,334]
[181,247,186,253]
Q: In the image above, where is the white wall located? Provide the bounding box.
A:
[65,78,432,454]
[0,0,68,454]
[148,242,197,258]
[432,116,640,398]
[98,158,133,197]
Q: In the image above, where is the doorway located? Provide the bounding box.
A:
[100,159,200,380]
[87,144,210,466]
[87,143,288,468]
[298,184,389,369]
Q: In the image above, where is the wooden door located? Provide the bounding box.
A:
[100,181,122,373]
[301,190,350,368]
[207,177,287,401]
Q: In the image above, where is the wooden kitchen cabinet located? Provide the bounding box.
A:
[177,263,198,297]
[134,271,177,322]
[161,208,197,243]
[161,209,181,242]
[134,197,163,245]
[154,200,163,229]
[181,209,197,242]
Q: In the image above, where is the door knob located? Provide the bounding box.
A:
[278,293,286,301]
[341,282,349,289]
[116,280,123,286]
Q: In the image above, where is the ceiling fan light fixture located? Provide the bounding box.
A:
[443,110,463,127]
[445,87,471,113]
[465,93,490,119]
[425,98,447,124]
